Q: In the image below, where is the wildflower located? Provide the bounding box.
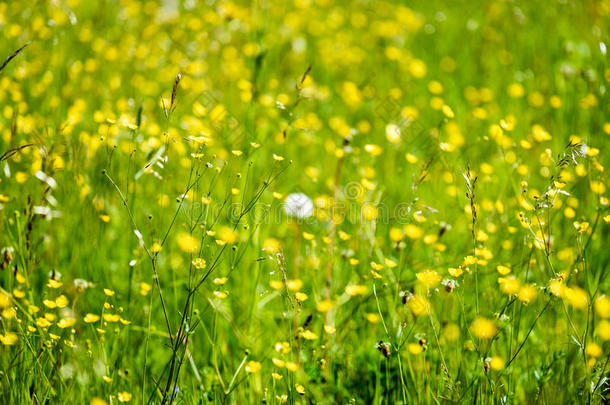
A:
[287,279,303,291]
[408,294,431,316]
[471,317,497,339]
[295,292,308,301]
[140,282,152,296]
[498,277,520,295]
[218,227,238,244]
[213,277,228,285]
[365,313,380,323]
[0,332,18,345]
[489,356,504,370]
[55,295,69,308]
[84,313,100,323]
[595,295,610,318]
[597,320,610,340]
[117,391,132,402]
[517,284,538,304]
[301,330,318,340]
[245,361,261,373]
[295,384,306,395]
[404,224,423,239]
[448,267,463,277]
[37,317,52,328]
[416,269,442,288]
[565,286,588,309]
[58,318,76,328]
[316,300,333,312]
[345,285,368,296]
[103,313,120,322]
[177,232,199,253]
[192,258,206,269]
[586,343,602,358]
[263,238,282,254]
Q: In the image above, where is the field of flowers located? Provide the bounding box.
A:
[1,0,609,403]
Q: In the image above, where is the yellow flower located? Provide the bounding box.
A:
[404,224,423,239]
[47,279,63,289]
[103,288,115,296]
[301,330,318,340]
[408,294,430,316]
[0,332,18,345]
[55,294,69,308]
[316,300,333,312]
[295,384,305,395]
[43,299,57,309]
[365,313,380,323]
[490,356,504,370]
[177,232,199,253]
[263,238,282,253]
[192,258,206,269]
[471,317,497,339]
[103,313,120,322]
[345,285,368,296]
[565,287,588,309]
[442,104,454,118]
[416,269,441,288]
[496,265,511,275]
[0,291,10,308]
[219,227,238,244]
[517,284,538,304]
[140,282,152,296]
[408,343,423,354]
[245,361,261,373]
[586,342,603,358]
[597,320,610,341]
[595,295,610,318]
[287,279,303,291]
[498,277,520,296]
[117,391,132,402]
[448,267,463,277]
[36,317,52,328]
[295,292,308,302]
[58,318,76,328]
[213,277,228,285]
[84,313,100,323]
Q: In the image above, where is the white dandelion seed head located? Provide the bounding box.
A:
[283,193,313,219]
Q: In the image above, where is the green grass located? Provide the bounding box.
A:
[0,0,609,403]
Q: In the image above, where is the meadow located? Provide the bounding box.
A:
[1,0,609,403]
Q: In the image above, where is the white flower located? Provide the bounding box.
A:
[284,193,313,219]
